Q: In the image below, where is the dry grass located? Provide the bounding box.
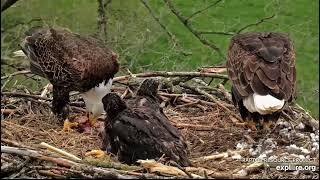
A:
[1,96,319,178]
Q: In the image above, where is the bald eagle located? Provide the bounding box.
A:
[102,79,191,166]
[226,32,296,130]
[20,26,119,129]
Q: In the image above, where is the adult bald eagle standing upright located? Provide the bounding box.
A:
[226,32,296,130]
[20,26,119,129]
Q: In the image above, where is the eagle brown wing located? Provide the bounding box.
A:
[226,32,296,102]
[106,96,190,167]
[21,27,119,91]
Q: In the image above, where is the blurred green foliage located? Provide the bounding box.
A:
[1,0,318,118]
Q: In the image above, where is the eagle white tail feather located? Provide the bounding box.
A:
[13,50,27,57]
[243,93,285,115]
[81,79,113,117]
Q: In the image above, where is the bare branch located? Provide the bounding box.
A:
[179,82,242,122]
[1,0,19,12]
[114,71,228,82]
[236,14,275,34]
[1,91,85,107]
[163,0,224,58]
[2,92,52,101]
[1,70,31,80]
[97,0,112,41]
[1,18,44,33]
[1,145,179,179]
[197,30,234,36]
[186,0,223,21]
[140,0,178,46]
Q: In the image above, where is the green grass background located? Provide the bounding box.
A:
[1,0,319,118]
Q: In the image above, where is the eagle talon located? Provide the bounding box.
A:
[85,149,105,158]
[262,120,272,131]
[245,120,258,131]
[88,116,97,127]
[63,119,79,132]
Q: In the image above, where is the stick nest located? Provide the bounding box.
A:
[1,68,319,179]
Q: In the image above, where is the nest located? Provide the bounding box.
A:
[1,68,319,179]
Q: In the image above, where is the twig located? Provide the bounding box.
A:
[137,159,193,178]
[140,0,177,46]
[185,96,233,108]
[244,134,256,144]
[185,0,223,21]
[1,108,16,115]
[198,66,227,73]
[179,82,242,121]
[31,165,93,179]
[198,30,234,36]
[167,161,194,178]
[40,142,82,162]
[1,70,31,80]
[159,92,198,98]
[1,138,35,149]
[1,0,19,12]
[174,100,200,109]
[236,14,275,34]
[281,110,295,123]
[114,71,228,82]
[1,145,76,168]
[121,88,129,99]
[217,84,232,102]
[163,0,224,58]
[1,18,44,33]
[191,78,208,86]
[38,170,66,178]
[173,123,223,131]
[40,83,52,98]
[234,161,266,177]
[8,167,27,179]
[97,0,111,41]
[178,97,206,112]
[2,91,84,107]
[2,120,47,135]
[293,103,319,130]
[1,146,179,179]
[203,169,208,179]
[191,152,228,162]
[2,91,51,101]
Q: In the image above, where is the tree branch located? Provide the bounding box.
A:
[163,0,224,58]
[236,14,275,34]
[1,145,180,179]
[113,71,228,82]
[140,0,178,46]
[1,92,52,101]
[1,0,19,12]
[186,0,223,21]
[197,30,234,36]
[1,70,31,80]
[97,0,112,41]
[179,82,242,121]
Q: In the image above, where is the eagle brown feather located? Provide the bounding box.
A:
[21,26,119,120]
[226,32,297,129]
[102,79,191,167]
